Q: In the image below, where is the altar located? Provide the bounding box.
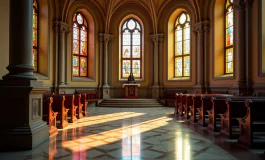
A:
[122,84,140,98]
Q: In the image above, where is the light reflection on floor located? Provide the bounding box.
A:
[0,107,261,160]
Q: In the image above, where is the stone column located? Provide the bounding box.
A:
[150,34,164,99]
[3,0,37,80]
[203,22,210,93]
[98,34,104,98]
[102,34,114,99]
[0,0,49,149]
[53,21,70,87]
[234,0,247,95]
[244,0,253,95]
[193,22,205,93]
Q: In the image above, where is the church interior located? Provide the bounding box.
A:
[0,0,265,159]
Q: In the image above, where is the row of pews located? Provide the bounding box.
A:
[42,91,101,136]
[174,93,265,148]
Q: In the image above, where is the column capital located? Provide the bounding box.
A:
[193,21,210,34]
[150,34,164,44]
[99,33,114,43]
[233,0,245,11]
[53,21,70,35]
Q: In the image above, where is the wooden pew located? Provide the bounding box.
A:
[163,90,186,106]
[190,95,202,122]
[183,94,195,119]
[74,94,83,119]
[220,97,264,138]
[178,93,186,116]
[61,94,78,123]
[42,96,58,136]
[237,99,265,148]
[43,94,69,129]
[80,93,88,116]
[207,96,231,132]
[197,95,213,127]
[76,90,102,107]
[174,93,182,115]
[193,94,232,126]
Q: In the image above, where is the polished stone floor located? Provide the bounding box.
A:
[0,106,264,160]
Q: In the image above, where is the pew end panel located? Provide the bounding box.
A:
[237,99,265,148]
[42,96,58,136]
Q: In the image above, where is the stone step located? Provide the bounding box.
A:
[98,104,164,108]
[98,98,164,108]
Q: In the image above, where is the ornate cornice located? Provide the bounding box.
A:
[53,21,70,35]
[233,0,245,11]
[150,34,164,44]
[99,33,114,43]
[193,20,210,34]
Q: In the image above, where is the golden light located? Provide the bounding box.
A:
[61,115,172,153]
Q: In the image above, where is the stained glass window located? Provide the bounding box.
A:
[32,0,38,72]
[121,18,142,78]
[174,12,190,77]
[72,13,88,77]
[225,0,234,74]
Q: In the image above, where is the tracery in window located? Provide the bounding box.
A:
[174,12,190,77]
[121,18,142,78]
[72,13,88,77]
[32,0,38,72]
[225,0,234,74]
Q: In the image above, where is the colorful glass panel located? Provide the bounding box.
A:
[132,46,140,58]
[132,60,140,78]
[122,46,131,58]
[73,56,79,76]
[174,13,190,77]
[175,57,182,76]
[225,0,234,74]
[184,56,190,76]
[32,49,37,71]
[121,19,142,78]
[32,0,38,72]
[226,6,233,47]
[80,57,87,76]
[184,26,190,55]
[72,13,88,77]
[226,48,233,73]
[122,60,131,77]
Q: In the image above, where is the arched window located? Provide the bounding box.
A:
[225,0,234,74]
[174,12,190,77]
[72,13,88,77]
[121,18,142,78]
[32,0,38,72]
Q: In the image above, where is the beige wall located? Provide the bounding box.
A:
[0,0,9,80]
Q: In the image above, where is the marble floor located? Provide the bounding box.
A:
[0,106,264,160]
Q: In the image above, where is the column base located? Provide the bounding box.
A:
[194,85,205,94]
[103,86,110,99]
[152,85,160,99]
[231,81,247,95]
[0,80,49,150]
[2,64,37,80]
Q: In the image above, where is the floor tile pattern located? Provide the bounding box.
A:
[0,107,264,160]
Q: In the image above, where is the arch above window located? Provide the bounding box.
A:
[121,18,142,78]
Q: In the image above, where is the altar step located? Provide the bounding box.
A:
[98,99,164,107]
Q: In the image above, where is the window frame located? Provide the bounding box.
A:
[121,18,142,79]
[174,12,191,78]
[72,12,88,77]
[224,0,234,74]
